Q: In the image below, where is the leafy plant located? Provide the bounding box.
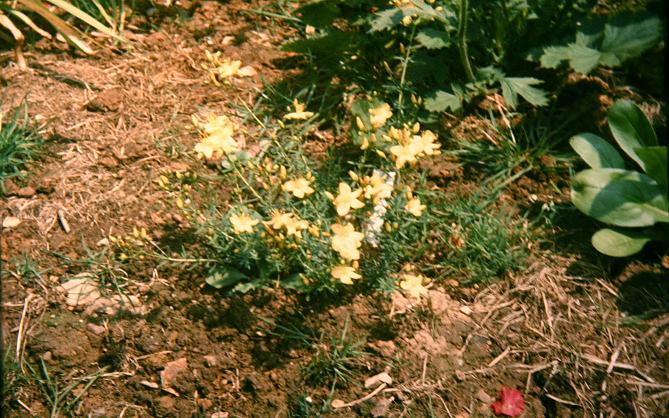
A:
[280,0,599,116]
[570,100,668,257]
[0,102,42,194]
[539,13,663,74]
[0,0,125,69]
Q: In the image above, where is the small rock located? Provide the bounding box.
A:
[459,305,473,316]
[210,413,230,418]
[364,372,392,389]
[203,355,218,367]
[197,398,213,410]
[158,395,175,409]
[160,357,188,388]
[43,351,53,361]
[454,370,466,382]
[86,323,106,335]
[16,186,36,197]
[476,388,493,404]
[85,88,124,112]
[2,216,21,229]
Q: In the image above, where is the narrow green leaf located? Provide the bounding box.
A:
[42,0,125,41]
[571,168,669,227]
[592,228,652,257]
[570,133,624,169]
[608,100,658,169]
[634,146,668,189]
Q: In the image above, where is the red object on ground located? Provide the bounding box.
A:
[491,387,525,417]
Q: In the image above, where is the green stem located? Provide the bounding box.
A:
[457,0,476,82]
[398,25,417,117]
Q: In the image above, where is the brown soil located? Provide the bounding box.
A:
[2,1,668,417]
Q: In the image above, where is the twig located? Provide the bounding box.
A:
[487,347,511,368]
[545,393,580,407]
[57,209,71,233]
[332,383,388,408]
[582,354,654,382]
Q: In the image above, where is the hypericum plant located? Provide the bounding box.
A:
[570,100,668,257]
[177,101,442,294]
[0,0,125,69]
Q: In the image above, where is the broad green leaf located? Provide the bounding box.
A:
[282,31,353,55]
[600,16,662,62]
[415,28,450,49]
[634,146,668,189]
[424,90,462,112]
[281,273,309,291]
[592,228,652,257]
[607,100,658,169]
[539,15,661,74]
[499,77,548,108]
[295,0,340,28]
[571,168,669,227]
[206,266,248,289]
[233,280,263,294]
[569,133,624,169]
[540,43,602,74]
[369,7,418,32]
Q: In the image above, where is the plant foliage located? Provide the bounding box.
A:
[570,100,668,257]
[539,14,663,74]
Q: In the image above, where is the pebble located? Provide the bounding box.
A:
[476,388,493,404]
[86,323,106,335]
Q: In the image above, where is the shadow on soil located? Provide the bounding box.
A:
[617,271,669,317]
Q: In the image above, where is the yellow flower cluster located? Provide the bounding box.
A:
[192,114,240,160]
[229,208,310,239]
[203,50,256,86]
[387,125,441,169]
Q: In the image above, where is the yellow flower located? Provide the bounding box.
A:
[284,99,315,120]
[230,213,259,234]
[414,130,441,156]
[399,273,429,298]
[266,211,308,237]
[193,115,240,159]
[369,103,393,129]
[333,182,365,216]
[204,51,256,84]
[284,216,309,237]
[405,197,425,217]
[389,142,420,169]
[363,172,393,202]
[282,177,314,199]
[331,265,362,285]
[331,223,365,260]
